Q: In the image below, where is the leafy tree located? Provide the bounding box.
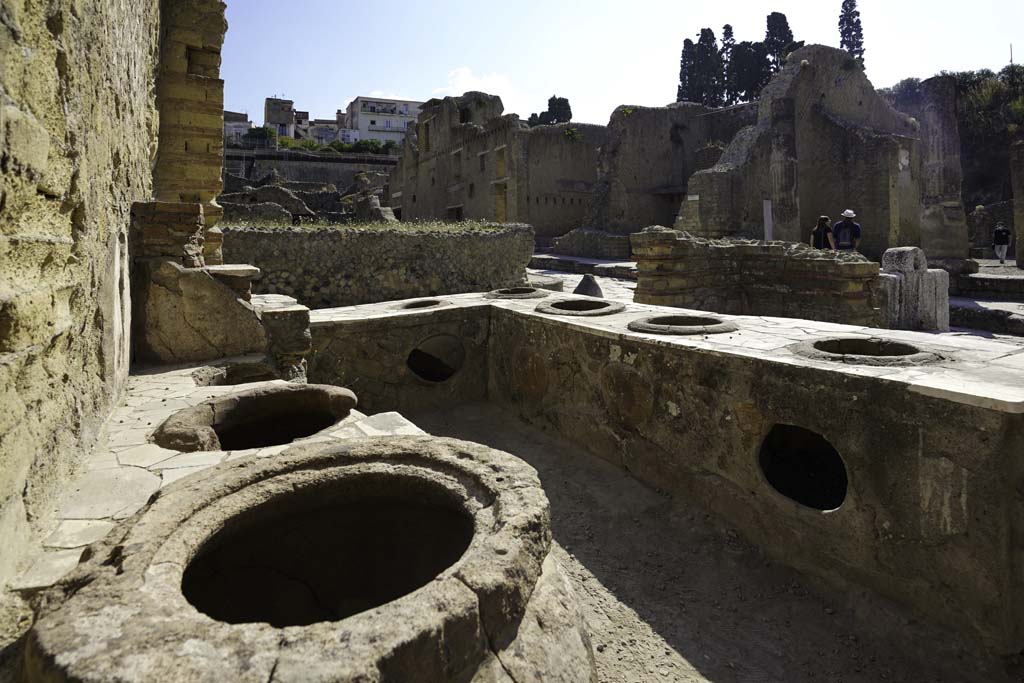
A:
[728,41,772,102]
[298,139,320,151]
[764,12,794,72]
[677,38,697,102]
[691,28,725,107]
[838,0,865,65]
[528,95,573,126]
[721,24,737,104]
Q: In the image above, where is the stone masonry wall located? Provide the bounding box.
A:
[0,0,161,586]
[632,229,887,327]
[222,223,534,308]
[1013,140,1024,269]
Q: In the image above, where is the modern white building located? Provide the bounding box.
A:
[223,110,253,145]
[341,96,423,144]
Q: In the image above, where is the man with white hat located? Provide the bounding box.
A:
[832,209,861,252]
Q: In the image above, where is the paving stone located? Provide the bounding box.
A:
[42,520,116,549]
[60,468,161,520]
[160,465,215,488]
[117,443,179,468]
[150,450,226,470]
[354,412,426,436]
[10,549,84,590]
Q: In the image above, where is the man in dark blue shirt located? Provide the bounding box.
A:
[833,209,861,251]
[992,221,1012,264]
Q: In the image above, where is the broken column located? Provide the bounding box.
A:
[879,246,950,331]
[261,305,313,382]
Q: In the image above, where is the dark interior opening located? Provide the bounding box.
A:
[406,334,465,383]
[759,424,848,511]
[812,338,920,357]
[215,409,338,450]
[647,315,722,326]
[401,299,442,310]
[182,477,473,627]
[551,299,611,312]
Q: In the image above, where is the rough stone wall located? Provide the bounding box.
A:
[1013,140,1024,269]
[241,154,397,190]
[487,308,1024,652]
[632,229,887,327]
[388,92,605,243]
[893,76,970,262]
[222,223,534,308]
[550,227,632,260]
[0,0,160,586]
[587,103,714,234]
[310,306,491,413]
[153,0,226,225]
[678,45,924,261]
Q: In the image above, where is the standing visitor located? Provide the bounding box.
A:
[833,209,861,251]
[810,215,835,250]
[993,221,1012,264]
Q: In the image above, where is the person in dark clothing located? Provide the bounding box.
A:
[809,215,835,250]
[832,209,861,251]
[993,221,1013,264]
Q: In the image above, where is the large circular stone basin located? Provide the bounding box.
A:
[26,437,596,682]
[152,383,357,452]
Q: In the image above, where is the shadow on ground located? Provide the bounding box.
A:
[409,402,1020,683]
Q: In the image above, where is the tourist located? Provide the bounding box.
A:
[832,209,861,251]
[809,215,835,250]
[993,221,1012,264]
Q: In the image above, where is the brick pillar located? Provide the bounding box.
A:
[132,201,205,267]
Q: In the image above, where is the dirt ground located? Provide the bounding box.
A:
[409,402,1022,683]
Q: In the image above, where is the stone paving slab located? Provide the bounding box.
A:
[13,368,426,592]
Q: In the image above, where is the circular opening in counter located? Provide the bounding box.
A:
[759,424,847,511]
[790,337,939,366]
[484,287,550,300]
[627,315,739,335]
[407,334,466,383]
[394,299,445,311]
[813,338,920,357]
[536,299,626,317]
[181,473,474,627]
[152,384,357,452]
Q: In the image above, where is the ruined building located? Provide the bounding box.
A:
[388,92,608,243]
[4,3,1024,682]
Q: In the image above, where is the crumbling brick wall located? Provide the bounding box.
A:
[0,0,161,585]
[632,229,887,327]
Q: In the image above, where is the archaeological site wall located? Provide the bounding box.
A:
[388,92,607,244]
[0,0,162,586]
[222,223,534,308]
[586,102,756,235]
[225,149,398,190]
[677,45,951,263]
[632,228,949,331]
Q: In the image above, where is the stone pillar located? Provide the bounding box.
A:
[132,201,205,267]
[895,76,971,270]
[1012,140,1024,269]
[203,226,224,265]
[881,246,949,331]
[153,0,227,229]
[261,305,312,383]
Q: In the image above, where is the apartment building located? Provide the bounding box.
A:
[341,96,423,144]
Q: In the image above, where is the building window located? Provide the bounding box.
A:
[370,120,376,126]
[479,154,485,172]
[385,120,392,129]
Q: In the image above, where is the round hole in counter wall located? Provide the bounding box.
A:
[407,334,466,383]
[758,424,847,511]
[812,338,920,357]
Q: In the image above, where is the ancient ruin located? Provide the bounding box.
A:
[3,2,1024,682]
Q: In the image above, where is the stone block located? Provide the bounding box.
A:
[2,103,50,177]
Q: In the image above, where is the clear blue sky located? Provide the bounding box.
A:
[222,0,1023,126]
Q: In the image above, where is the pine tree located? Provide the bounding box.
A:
[838,0,865,66]
[528,96,573,126]
[692,28,725,107]
[677,39,697,102]
[764,12,794,72]
[728,41,772,102]
[721,24,736,105]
